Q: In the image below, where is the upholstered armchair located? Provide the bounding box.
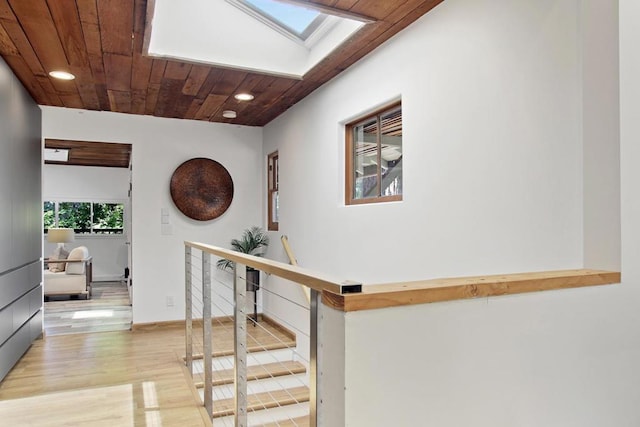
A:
[44,246,93,299]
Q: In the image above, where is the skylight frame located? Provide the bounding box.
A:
[148,0,373,79]
[227,0,329,44]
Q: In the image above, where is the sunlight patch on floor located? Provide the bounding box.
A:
[0,384,134,426]
[143,381,159,409]
[72,309,115,319]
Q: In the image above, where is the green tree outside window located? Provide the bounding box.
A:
[44,201,124,234]
[43,201,55,231]
[93,203,124,233]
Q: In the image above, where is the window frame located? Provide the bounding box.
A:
[44,199,126,235]
[267,151,279,231]
[345,101,403,206]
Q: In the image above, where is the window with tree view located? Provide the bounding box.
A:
[44,201,124,234]
[346,102,402,205]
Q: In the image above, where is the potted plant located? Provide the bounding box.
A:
[216,226,269,293]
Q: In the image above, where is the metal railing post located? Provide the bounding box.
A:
[202,252,213,419]
[185,246,193,375]
[234,263,248,427]
[310,288,319,427]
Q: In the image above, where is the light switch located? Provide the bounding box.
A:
[161,224,173,235]
[161,208,170,224]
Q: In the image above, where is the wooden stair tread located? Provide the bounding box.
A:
[212,386,310,418]
[185,339,296,361]
[258,416,310,426]
[194,360,306,388]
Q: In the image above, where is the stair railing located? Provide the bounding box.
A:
[184,241,361,426]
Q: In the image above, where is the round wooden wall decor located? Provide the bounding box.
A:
[170,158,234,221]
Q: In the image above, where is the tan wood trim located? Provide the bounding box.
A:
[280,235,298,266]
[267,151,279,231]
[261,314,296,341]
[346,194,402,205]
[132,316,238,331]
[133,315,272,332]
[345,119,355,205]
[344,101,403,128]
[131,319,186,331]
[322,269,621,312]
[281,235,312,304]
[186,241,353,294]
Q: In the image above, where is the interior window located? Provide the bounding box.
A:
[346,102,402,205]
[267,151,279,231]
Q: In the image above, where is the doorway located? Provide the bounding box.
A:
[42,139,133,336]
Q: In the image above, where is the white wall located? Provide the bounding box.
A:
[43,164,130,200]
[263,0,633,425]
[582,1,621,270]
[262,0,588,370]
[41,108,263,323]
[43,164,130,281]
[264,0,585,285]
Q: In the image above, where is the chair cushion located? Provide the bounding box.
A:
[48,246,69,273]
[44,270,87,294]
[65,246,89,275]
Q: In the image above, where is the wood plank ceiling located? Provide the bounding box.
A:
[45,139,132,168]
[0,0,443,128]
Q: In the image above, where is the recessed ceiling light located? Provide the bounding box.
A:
[49,71,76,80]
[234,93,254,101]
[222,110,237,119]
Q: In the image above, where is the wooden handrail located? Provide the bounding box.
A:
[280,236,311,304]
[322,269,621,312]
[185,241,361,295]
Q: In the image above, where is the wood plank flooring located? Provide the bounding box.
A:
[0,318,305,426]
[44,281,132,336]
[0,324,211,426]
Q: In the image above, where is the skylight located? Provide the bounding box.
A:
[147,0,368,78]
[243,0,324,40]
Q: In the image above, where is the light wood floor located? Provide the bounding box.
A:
[0,318,300,426]
[44,281,132,336]
[0,325,211,426]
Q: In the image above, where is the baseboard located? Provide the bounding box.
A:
[92,275,124,282]
[131,319,185,331]
[131,313,275,332]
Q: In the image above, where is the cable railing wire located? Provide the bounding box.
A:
[259,284,310,311]
[251,303,311,343]
[186,245,331,426]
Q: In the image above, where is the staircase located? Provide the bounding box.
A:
[189,317,310,426]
